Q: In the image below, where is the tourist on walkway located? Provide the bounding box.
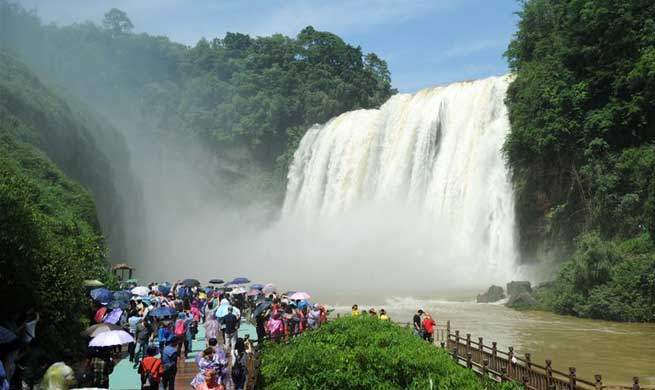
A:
[231,338,248,390]
[379,309,390,321]
[413,309,424,336]
[267,313,283,343]
[133,318,152,368]
[308,304,321,329]
[161,336,178,390]
[138,345,163,390]
[422,314,436,343]
[87,347,113,388]
[193,370,224,390]
[222,307,238,352]
[204,312,220,345]
[158,322,173,355]
[190,347,220,388]
[351,304,359,317]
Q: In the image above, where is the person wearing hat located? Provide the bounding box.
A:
[351,304,359,317]
[413,309,424,336]
[379,309,390,321]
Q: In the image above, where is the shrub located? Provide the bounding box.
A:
[260,316,522,390]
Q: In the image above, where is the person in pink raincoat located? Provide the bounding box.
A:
[266,313,283,343]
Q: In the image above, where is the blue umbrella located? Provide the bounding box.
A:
[250,284,264,290]
[113,290,131,302]
[231,277,250,284]
[0,326,17,345]
[297,300,311,309]
[90,288,113,303]
[158,283,171,296]
[253,301,272,317]
[149,307,177,318]
[108,300,128,310]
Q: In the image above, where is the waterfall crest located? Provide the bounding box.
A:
[282,75,518,285]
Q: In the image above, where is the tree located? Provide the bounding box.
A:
[102,8,133,35]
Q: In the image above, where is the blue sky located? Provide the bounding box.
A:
[19,0,521,93]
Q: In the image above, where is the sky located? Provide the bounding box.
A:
[18,0,521,93]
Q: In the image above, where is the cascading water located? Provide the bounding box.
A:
[280,75,518,288]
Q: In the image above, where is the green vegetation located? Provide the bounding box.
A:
[0,52,116,357]
[505,0,655,321]
[1,1,395,194]
[260,316,522,390]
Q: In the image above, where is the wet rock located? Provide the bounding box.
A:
[506,281,532,296]
[476,285,505,303]
[505,292,538,310]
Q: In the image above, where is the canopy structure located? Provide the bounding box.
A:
[112,263,136,281]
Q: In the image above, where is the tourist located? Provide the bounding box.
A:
[267,312,284,343]
[190,347,219,388]
[207,338,228,384]
[161,336,179,390]
[222,307,239,352]
[174,312,191,358]
[231,338,247,390]
[351,304,359,317]
[308,304,321,329]
[158,322,173,355]
[413,309,424,336]
[193,370,224,390]
[255,312,267,342]
[379,309,390,321]
[134,317,152,368]
[422,314,436,343]
[128,311,142,363]
[88,347,113,388]
[368,308,377,317]
[138,345,163,390]
[204,311,220,345]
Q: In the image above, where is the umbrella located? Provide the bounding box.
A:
[84,280,104,288]
[250,284,264,290]
[90,288,113,303]
[262,283,276,295]
[126,278,139,285]
[253,301,272,317]
[246,289,260,297]
[89,330,134,347]
[215,300,240,318]
[149,307,177,318]
[158,284,172,296]
[0,326,17,345]
[209,279,224,284]
[82,323,122,338]
[131,286,150,296]
[289,292,311,300]
[104,308,123,324]
[113,291,131,302]
[230,287,247,294]
[182,278,200,287]
[297,300,310,309]
[108,300,128,310]
[230,277,250,284]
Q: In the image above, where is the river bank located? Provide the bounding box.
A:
[320,291,655,386]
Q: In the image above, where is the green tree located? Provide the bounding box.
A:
[102,8,133,35]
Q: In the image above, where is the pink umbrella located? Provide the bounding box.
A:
[289,292,311,300]
[246,289,260,297]
[262,283,276,295]
[89,330,134,347]
[103,308,122,325]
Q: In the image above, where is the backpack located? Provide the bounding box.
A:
[231,353,245,380]
[174,319,186,336]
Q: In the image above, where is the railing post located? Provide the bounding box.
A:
[440,341,445,349]
[594,374,602,390]
[466,352,473,369]
[466,333,471,353]
[491,342,497,370]
[455,330,460,354]
[500,367,507,382]
[522,375,529,387]
[546,360,553,388]
[478,337,483,352]
[633,377,640,390]
[446,320,450,336]
[525,352,531,369]
[569,367,577,390]
[482,358,489,376]
[451,347,458,362]
[337,313,340,318]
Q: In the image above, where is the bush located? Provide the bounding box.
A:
[260,316,522,390]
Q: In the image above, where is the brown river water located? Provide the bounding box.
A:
[317,291,655,387]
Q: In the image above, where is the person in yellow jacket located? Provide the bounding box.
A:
[351,304,359,317]
[379,309,390,321]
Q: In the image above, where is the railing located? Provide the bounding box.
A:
[444,322,654,390]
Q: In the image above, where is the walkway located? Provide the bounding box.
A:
[110,320,257,390]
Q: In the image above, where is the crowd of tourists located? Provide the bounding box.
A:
[350,305,439,342]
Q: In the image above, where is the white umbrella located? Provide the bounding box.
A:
[88,330,134,347]
[262,283,276,295]
[131,286,150,296]
[289,292,311,300]
[230,287,247,294]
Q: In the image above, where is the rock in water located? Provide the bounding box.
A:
[506,292,538,310]
[476,285,505,303]
[506,281,532,296]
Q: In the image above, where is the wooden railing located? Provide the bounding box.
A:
[444,322,654,390]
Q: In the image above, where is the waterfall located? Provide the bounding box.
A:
[281,75,517,287]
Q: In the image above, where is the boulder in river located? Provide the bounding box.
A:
[505,291,538,310]
[476,285,505,303]
[506,281,532,296]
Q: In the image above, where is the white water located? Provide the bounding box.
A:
[281,75,518,288]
